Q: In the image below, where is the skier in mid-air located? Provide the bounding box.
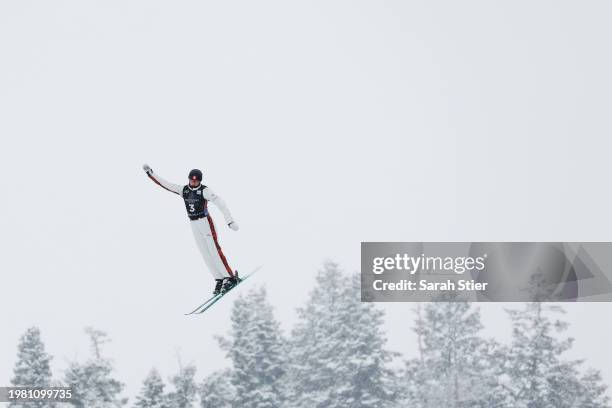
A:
[143,164,240,295]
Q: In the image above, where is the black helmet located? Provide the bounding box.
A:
[188,169,203,181]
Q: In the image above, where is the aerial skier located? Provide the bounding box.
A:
[142,164,240,296]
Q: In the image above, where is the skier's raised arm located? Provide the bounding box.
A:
[142,164,182,195]
[203,187,240,231]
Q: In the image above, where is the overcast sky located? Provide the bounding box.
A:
[1,0,612,399]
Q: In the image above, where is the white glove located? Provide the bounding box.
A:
[228,221,240,231]
[143,164,153,175]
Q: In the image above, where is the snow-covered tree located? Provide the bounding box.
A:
[286,262,397,408]
[9,326,55,408]
[167,364,197,408]
[134,369,168,408]
[401,295,505,408]
[63,328,126,408]
[199,369,234,408]
[217,286,285,408]
[504,302,609,408]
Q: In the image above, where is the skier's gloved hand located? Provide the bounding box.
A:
[228,221,239,231]
[142,164,153,175]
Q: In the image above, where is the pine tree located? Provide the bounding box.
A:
[63,327,127,408]
[286,262,397,408]
[10,326,55,408]
[335,272,398,407]
[199,369,235,408]
[504,302,609,408]
[167,364,197,408]
[134,369,168,408]
[217,286,285,408]
[401,294,505,408]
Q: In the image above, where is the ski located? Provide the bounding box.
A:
[184,293,221,315]
[187,266,262,316]
[195,266,262,314]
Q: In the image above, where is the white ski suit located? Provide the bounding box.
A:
[147,170,237,280]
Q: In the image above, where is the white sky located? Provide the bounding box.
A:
[1,0,612,400]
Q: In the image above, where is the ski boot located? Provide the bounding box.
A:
[221,271,241,293]
[213,279,224,295]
